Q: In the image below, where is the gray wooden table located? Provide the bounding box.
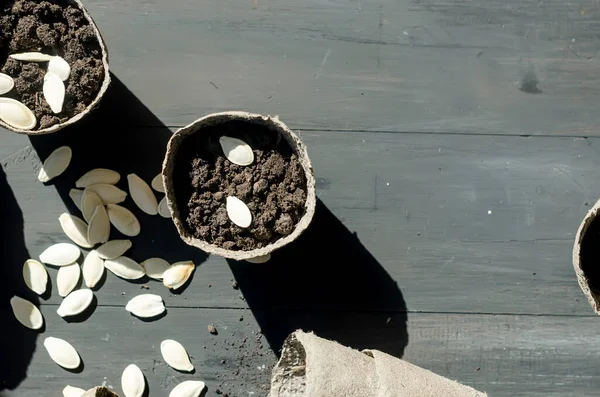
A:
[2,0,600,396]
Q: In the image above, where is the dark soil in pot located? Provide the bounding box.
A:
[172,120,308,251]
[0,0,104,130]
[579,215,600,292]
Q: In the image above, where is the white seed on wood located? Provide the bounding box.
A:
[168,381,206,397]
[59,213,93,248]
[151,173,164,193]
[23,259,48,295]
[83,250,104,288]
[219,136,254,166]
[246,253,271,264]
[140,257,170,280]
[97,239,132,260]
[43,72,65,114]
[63,385,86,397]
[158,196,171,218]
[39,243,80,266]
[38,146,71,182]
[43,337,80,369]
[48,56,70,81]
[86,184,127,204]
[127,173,158,215]
[57,288,93,317]
[10,296,43,330]
[0,97,36,130]
[160,339,194,372]
[104,256,145,280]
[87,205,110,245]
[125,294,165,318]
[57,263,81,297]
[76,168,120,188]
[10,52,54,62]
[0,73,14,95]
[81,189,103,223]
[69,189,84,211]
[226,196,252,228]
[162,261,195,290]
[107,204,141,236]
[121,364,145,397]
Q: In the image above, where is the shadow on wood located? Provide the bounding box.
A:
[27,74,209,268]
[228,199,409,358]
[0,166,37,392]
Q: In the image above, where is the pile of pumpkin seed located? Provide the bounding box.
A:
[11,146,205,397]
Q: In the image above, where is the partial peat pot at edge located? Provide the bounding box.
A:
[162,111,317,261]
[573,198,600,314]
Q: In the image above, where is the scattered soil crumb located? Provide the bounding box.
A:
[208,324,218,335]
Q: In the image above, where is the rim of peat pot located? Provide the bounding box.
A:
[572,198,600,315]
[0,0,111,135]
[162,111,317,260]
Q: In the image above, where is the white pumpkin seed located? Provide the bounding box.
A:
[0,73,14,95]
[69,189,84,211]
[83,250,104,288]
[57,288,93,317]
[86,184,127,204]
[10,52,54,62]
[140,257,170,280]
[226,196,252,228]
[162,261,195,290]
[48,56,70,81]
[121,364,145,397]
[38,145,71,182]
[63,385,86,397]
[246,253,271,264]
[160,339,194,372]
[43,337,80,369]
[219,136,254,166]
[81,189,103,222]
[127,174,158,215]
[107,204,141,236]
[158,196,170,218]
[43,72,65,114]
[151,173,164,193]
[10,296,43,330]
[0,97,36,130]
[59,213,93,248]
[104,256,145,280]
[57,263,81,297]
[87,205,110,245]
[97,239,132,260]
[40,243,81,266]
[168,381,206,397]
[76,168,120,188]
[125,294,165,318]
[23,259,48,295]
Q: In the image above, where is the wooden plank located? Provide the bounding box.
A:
[3,309,599,397]
[73,0,600,135]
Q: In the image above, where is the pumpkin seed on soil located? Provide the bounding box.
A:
[0,0,104,130]
[173,121,308,250]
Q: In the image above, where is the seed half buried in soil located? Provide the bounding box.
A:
[59,213,93,248]
[83,250,104,288]
[57,263,81,297]
[57,288,94,317]
[69,189,84,211]
[127,173,158,215]
[0,73,14,95]
[104,256,145,280]
[121,364,145,397]
[43,337,81,369]
[87,205,110,245]
[158,196,170,218]
[10,296,44,330]
[219,136,254,166]
[107,204,141,236]
[162,261,195,290]
[0,97,36,130]
[97,239,132,260]
[9,52,54,62]
[38,146,71,182]
[140,257,170,280]
[63,385,86,397]
[76,168,120,188]
[81,190,103,223]
[168,380,206,397]
[86,184,127,204]
[48,56,71,81]
[125,294,165,318]
[43,72,66,114]
[40,243,81,266]
[160,339,194,372]
[225,196,252,228]
[23,259,48,295]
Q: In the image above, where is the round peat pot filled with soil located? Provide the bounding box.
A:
[162,112,316,261]
[0,0,109,134]
[573,199,600,314]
